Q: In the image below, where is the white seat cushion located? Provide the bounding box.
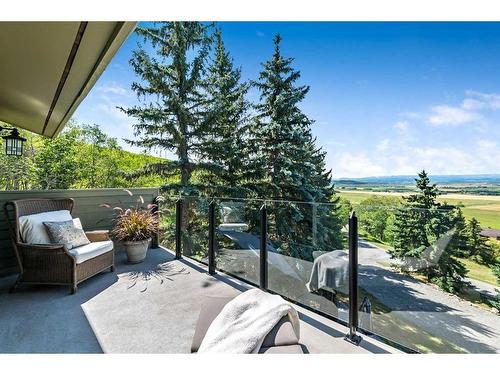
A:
[218,223,249,231]
[69,240,113,264]
[19,210,73,244]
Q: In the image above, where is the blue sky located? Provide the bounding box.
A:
[73,22,500,178]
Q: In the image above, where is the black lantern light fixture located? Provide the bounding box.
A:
[0,126,27,156]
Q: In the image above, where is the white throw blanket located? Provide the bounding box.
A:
[197,289,300,353]
[306,250,349,294]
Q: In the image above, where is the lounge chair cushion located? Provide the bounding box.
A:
[191,295,300,353]
[261,315,300,347]
[19,209,73,244]
[69,240,114,264]
[192,296,232,352]
[258,344,305,354]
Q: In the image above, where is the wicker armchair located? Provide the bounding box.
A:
[4,198,115,294]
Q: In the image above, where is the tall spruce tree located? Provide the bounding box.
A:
[429,204,469,292]
[251,34,342,258]
[120,22,215,195]
[448,207,469,258]
[466,217,494,264]
[390,170,437,258]
[252,34,315,201]
[199,29,253,196]
[390,170,468,292]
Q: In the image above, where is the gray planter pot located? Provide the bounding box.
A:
[123,239,150,264]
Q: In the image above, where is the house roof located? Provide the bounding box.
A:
[0,22,136,138]
[480,228,500,238]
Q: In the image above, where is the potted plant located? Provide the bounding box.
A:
[111,203,159,264]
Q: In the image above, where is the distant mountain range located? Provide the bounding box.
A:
[334,174,500,185]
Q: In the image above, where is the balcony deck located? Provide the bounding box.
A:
[0,247,397,353]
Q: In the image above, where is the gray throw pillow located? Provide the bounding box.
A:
[43,220,90,250]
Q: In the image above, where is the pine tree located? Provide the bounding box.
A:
[448,207,469,258]
[494,264,500,284]
[428,204,469,292]
[466,217,494,264]
[390,171,436,258]
[408,170,439,209]
[390,171,468,292]
[251,34,342,258]
[120,22,215,195]
[253,34,313,200]
[199,29,253,196]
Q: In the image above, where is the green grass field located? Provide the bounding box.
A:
[338,190,500,229]
[459,258,499,286]
[460,208,499,229]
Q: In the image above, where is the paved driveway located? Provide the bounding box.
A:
[357,239,500,353]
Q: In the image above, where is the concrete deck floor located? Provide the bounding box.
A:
[0,247,398,353]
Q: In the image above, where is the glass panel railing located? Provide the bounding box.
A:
[214,198,262,285]
[181,196,210,264]
[355,204,500,353]
[158,195,178,251]
[266,199,351,324]
[159,193,500,353]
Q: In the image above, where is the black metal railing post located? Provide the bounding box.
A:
[208,200,216,275]
[259,204,268,290]
[175,198,183,260]
[346,211,362,345]
[151,196,160,248]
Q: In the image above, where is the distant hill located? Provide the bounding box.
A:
[334,174,500,186]
[334,179,368,185]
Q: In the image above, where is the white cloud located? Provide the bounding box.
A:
[477,139,496,149]
[335,153,386,178]
[388,155,416,176]
[425,91,500,126]
[96,102,130,122]
[331,141,500,178]
[329,90,500,178]
[461,98,485,111]
[399,111,421,119]
[409,146,477,174]
[325,140,346,147]
[96,82,130,96]
[476,139,500,167]
[376,138,390,151]
[464,91,500,110]
[393,121,409,130]
[427,105,481,126]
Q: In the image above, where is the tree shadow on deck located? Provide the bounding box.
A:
[124,260,190,292]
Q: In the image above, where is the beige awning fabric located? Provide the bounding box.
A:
[0,21,136,138]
